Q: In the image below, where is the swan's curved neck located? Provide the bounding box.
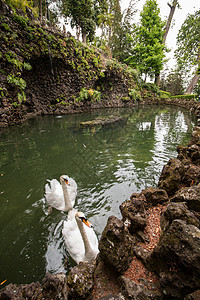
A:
[76,218,94,260]
[62,182,72,211]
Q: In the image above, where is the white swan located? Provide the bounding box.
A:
[44,175,77,212]
[62,210,99,264]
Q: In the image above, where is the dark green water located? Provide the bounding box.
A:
[0,105,196,285]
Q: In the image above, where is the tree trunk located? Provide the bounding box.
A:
[82,29,87,43]
[154,73,160,85]
[185,48,200,94]
[39,0,42,23]
[163,0,178,43]
[101,24,104,46]
[76,26,80,41]
[44,2,47,24]
[155,1,178,85]
[185,74,200,94]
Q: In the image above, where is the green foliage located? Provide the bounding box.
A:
[5,51,32,71]
[7,74,26,90]
[76,88,101,102]
[55,94,67,105]
[160,69,185,95]
[26,32,34,41]
[47,34,55,42]
[0,87,5,98]
[141,82,160,94]
[128,88,141,101]
[109,0,138,62]
[106,59,128,73]
[174,9,200,93]
[5,0,37,16]
[107,0,122,50]
[126,0,165,82]
[175,9,200,72]
[170,94,198,100]
[5,52,22,68]
[17,90,26,102]
[23,62,32,70]
[13,12,29,28]
[7,74,27,106]
[93,57,99,68]
[1,23,11,31]
[61,0,96,42]
[160,90,171,99]
[38,28,44,34]
[194,82,200,99]
[127,67,140,83]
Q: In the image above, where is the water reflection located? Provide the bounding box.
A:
[0,106,196,285]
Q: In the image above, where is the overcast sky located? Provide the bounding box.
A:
[121,0,199,68]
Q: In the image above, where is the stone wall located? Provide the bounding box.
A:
[0,0,137,127]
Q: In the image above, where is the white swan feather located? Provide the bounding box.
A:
[62,210,99,264]
[45,175,77,212]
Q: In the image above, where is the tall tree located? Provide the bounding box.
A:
[96,0,137,61]
[126,0,165,82]
[61,0,96,42]
[175,9,200,94]
[97,12,113,46]
[111,0,138,62]
[155,0,179,85]
[107,0,122,46]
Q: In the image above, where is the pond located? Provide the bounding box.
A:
[0,105,196,285]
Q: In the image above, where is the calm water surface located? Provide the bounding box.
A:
[0,105,196,285]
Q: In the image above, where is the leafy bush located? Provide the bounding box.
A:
[160,90,171,99]
[5,52,22,68]
[106,59,128,73]
[170,94,198,100]
[7,75,27,106]
[17,90,26,103]
[7,74,26,90]
[127,67,140,83]
[6,0,38,16]
[141,83,161,94]
[23,62,32,70]
[13,12,29,28]
[5,52,32,70]
[76,88,101,102]
[128,88,142,102]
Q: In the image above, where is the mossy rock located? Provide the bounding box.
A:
[80,115,124,127]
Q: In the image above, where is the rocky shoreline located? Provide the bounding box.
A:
[0,107,200,299]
